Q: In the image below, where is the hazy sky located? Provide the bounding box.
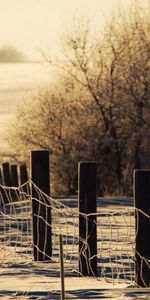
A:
[0,0,140,60]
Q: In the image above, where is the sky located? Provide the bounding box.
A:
[0,0,134,61]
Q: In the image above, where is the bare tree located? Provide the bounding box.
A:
[46,1,150,193]
[7,0,150,195]
[8,84,104,194]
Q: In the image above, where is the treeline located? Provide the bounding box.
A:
[6,1,150,195]
[0,46,27,63]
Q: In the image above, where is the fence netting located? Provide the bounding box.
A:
[0,180,150,298]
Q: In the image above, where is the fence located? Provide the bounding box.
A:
[0,162,29,189]
[0,150,150,289]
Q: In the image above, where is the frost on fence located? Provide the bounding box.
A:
[0,182,32,264]
[0,181,150,286]
[96,209,135,284]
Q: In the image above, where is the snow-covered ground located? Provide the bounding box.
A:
[0,190,150,300]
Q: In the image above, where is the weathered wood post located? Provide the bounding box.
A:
[2,162,11,186]
[1,162,11,204]
[10,164,19,201]
[0,168,2,185]
[78,161,97,276]
[20,163,29,184]
[20,163,30,194]
[10,164,19,187]
[134,169,150,287]
[0,168,3,206]
[31,150,52,261]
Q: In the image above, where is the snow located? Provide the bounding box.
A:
[0,270,150,299]
[0,195,150,299]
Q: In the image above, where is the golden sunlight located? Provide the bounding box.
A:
[0,0,133,60]
[0,1,150,298]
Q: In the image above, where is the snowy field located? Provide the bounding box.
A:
[0,62,52,148]
[0,185,150,300]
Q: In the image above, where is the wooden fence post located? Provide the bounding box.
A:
[78,161,97,276]
[0,168,3,206]
[31,150,52,261]
[10,164,19,201]
[1,163,11,204]
[0,168,2,185]
[20,163,30,194]
[2,162,11,186]
[20,163,29,184]
[134,169,150,287]
[10,164,19,187]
